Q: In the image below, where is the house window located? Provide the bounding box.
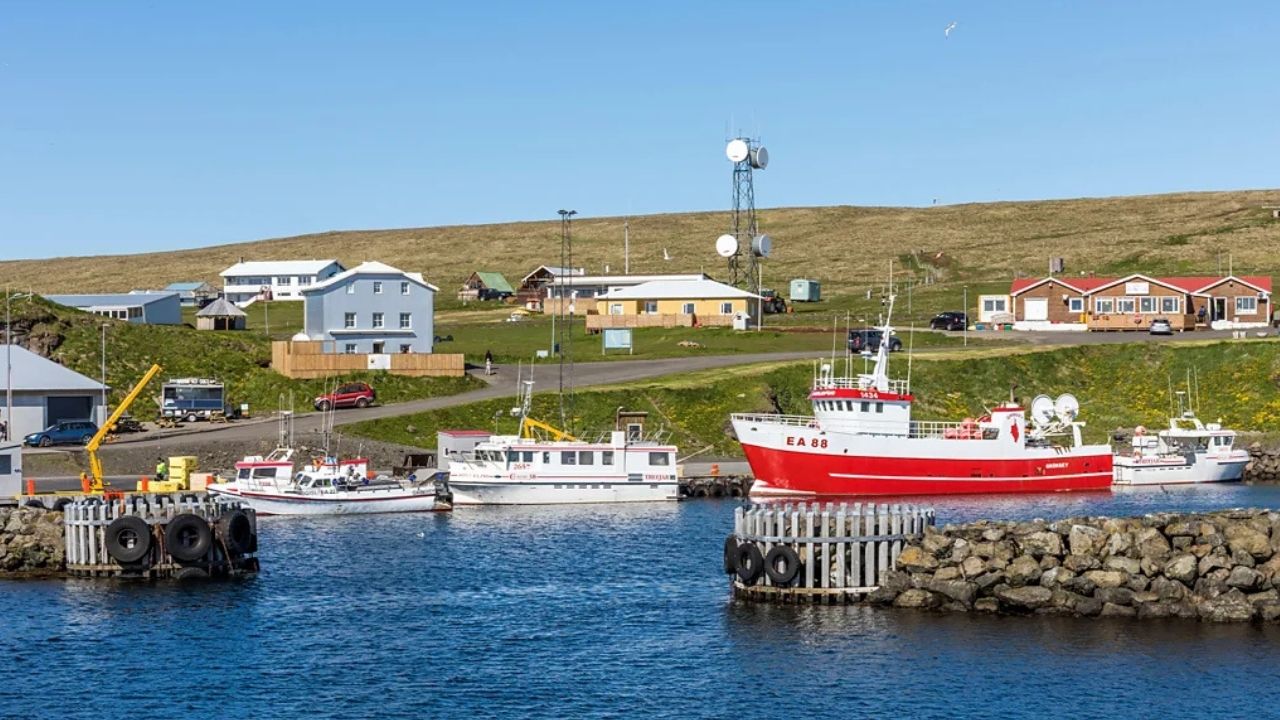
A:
[561,451,577,465]
[720,302,733,315]
[643,301,658,314]
[610,303,624,315]
[682,302,695,315]
[344,343,357,354]
[1116,298,1135,314]
[1095,298,1114,314]
[401,281,410,295]
[1068,298,1083,313]
[372,341,385,354]
[983,298,1007,312]
[299,276,312,285]
[1237,296,1258,314]
[400,344,412,354]
[1140,297,1157,314]
[601,451,614,465]
[373,282,383,295]
[399,313,411,329]
[1161,297,1180,314]
[276,276,292,285]
[346,283,356,295]
[344,312,356,329]
[372,312,384,329]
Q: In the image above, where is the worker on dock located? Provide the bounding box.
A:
[155,457,167,482]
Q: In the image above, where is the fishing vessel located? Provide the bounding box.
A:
[445,375,679,505]
[730,296,1114,497]
[1113,394,1249,485]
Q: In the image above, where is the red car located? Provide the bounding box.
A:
[314,382,376,411]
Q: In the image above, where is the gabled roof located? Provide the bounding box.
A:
[1184,275,1272,294]
[195,297,247,317]
[0,345,108,392]
[1009,276,1114,295]
[165,281,215,292]
[220,259,343,277]
[1010,274,1273,297]
[1087,273,1214,296]
[521,266,585,284]
[46,292,178,308]
[600,278,760,300]
[300,261,439,293]
[470,272,514,293]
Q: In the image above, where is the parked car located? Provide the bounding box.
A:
[1148,317,1173,336]
[314,382,376,411]
[848,329,903,353]
[24,420,99,447]
[929,311,967,331]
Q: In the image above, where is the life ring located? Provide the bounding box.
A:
[105,516,153,565]
[764,545,802,586]
[734,543,765,585]
[165,513,213,563]
[723,534,739,575]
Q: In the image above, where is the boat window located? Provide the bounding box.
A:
[649,452,670,466]
[602,451,614,465]
[252,468,276,479]
[542,452,551,464]
[522,451,534,462]
[860,401,870,412]
[237,468,250,480]
[562,451,577,465]
[506,450,519,463]
[876,402,884,414]
[579,451,594,465]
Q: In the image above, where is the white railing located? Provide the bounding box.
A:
[909,420,990,440]
[731,413,818,428]
[815,376,910,395]
[732,414,993,441]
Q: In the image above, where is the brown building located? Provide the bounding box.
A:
[1009,274,1272,331]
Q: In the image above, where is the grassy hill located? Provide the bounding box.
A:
[345,340,1280,454]
[2,191,1278,309]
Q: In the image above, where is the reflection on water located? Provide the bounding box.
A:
[4,488,1280,717]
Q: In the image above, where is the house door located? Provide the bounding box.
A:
[1212,298,1226,321]
[1024,298,1049,321]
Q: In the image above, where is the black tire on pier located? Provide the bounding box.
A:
[218,509,255,556]
[105,516,153,565]
[723,534,739,574]
[52,498,72,511]
[764,545,802,586]
[734,543,765,585]
[24,499,46,509]
[174,565,210,581]
[166,513,213,562]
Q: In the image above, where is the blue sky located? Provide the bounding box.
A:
[1,1,1277,259]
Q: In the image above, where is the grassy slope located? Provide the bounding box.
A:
[9,294,481,416]
[345,340,1280,454]
[3,190,1277,326]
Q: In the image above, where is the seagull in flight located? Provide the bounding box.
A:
[663,248,672,261]
[944,21,957,38]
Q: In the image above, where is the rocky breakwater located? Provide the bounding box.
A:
[1245,444,1280,483]
[0,506,65,577]
[871,508,1280,623]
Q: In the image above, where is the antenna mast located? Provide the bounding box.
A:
[557,209,578,434]
[718,137,771,326]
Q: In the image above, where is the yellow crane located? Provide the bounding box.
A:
[84,363,163,494]
[518,416,577,442]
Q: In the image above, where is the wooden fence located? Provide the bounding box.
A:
[585,313,735,332]
[272,340,465,378]
[729,502,934,603]
[63,493,258,579]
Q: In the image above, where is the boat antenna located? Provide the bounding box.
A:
[830,313,838,370]
[844,310,852,377]
[906,321,915,392]
[557,209,578,434]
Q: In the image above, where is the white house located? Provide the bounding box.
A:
[300,261,438,354]
[220,259,345,306]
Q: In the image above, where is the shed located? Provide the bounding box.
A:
[789,278,821,302]
[0,345,109,442]
[459,271,515,302]
[195,297,248,331]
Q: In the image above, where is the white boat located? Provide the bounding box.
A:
[1113,403,1249,486]
[207,447,451,515]
[445,375,679,505]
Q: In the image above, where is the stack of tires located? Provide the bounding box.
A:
[723,534,802,587]
[103,506,258,580]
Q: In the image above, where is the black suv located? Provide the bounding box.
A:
[929,311,967,331]
[847,329,903,353]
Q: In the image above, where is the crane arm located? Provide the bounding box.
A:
[518,416,577,442]
[86,363,163,492]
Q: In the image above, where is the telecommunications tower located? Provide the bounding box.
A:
[716,138,772,318]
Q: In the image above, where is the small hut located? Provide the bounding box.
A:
[196,297,247,331]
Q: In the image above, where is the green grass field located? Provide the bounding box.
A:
[346,339,1280,453]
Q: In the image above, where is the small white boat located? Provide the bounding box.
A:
[1113,399,1249,485]
[208,448,452,515]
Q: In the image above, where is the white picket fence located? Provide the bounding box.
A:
[731,502,934,602]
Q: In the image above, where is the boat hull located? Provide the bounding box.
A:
[448,478,678,505]
[734,420,1113,497]
[207,484,447,516]
[1113,454,1249,485]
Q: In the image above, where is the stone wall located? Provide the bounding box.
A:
[1245,445,1280,483]
[870,509,1280,623]
[0,507,65,576]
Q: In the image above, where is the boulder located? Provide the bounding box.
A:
[1197,593,1255,623]
[1162,554,1198,584]
[960,556,987,579]
[1005,555,1043,587]
[1258,554,1280,584]
[1083,570,1127,589]
[981,528,1006,542]
[950,539,972,562]
[1171,536,1192,550]
[1198,552,1232,577]
[1224,523,1271,560]
[866,570,912,604]
[973,571,1006,592]
[896,546,939,573]
[1099,602,1137,618]
[1069,525,1106,556]
[1039,566,1075,588]
[1163,521,1198,537]
[1247,589,1279,606]
[1149,576,1190,601]
[893,588,942,609]
[1051,589,1101,616]
[922,532,953,555]
[971,541,997,559]
[1258,601,1280,623]
[1134,527,1171,559]
[1137,601,1188,619]
[1103,556,1142,575]
[1038,555,1060,570]
[1104,531,1134,558]
[995,584,1054,610]
[925,578,978,607]
[1017,531,1063,558]
[934,566,962,582]
[973,597,1000,613]
[1063,554,1101,572]
[1094,587,1136,606]
[1227,566,1266,592]
[1061,575,1098,597]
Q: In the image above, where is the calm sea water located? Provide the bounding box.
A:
[5,484,1280,719]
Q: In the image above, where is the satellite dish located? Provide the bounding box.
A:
[715,234,739,258]
[1030,395,1055,427]
[726,139,749,163]
[751,234,772,258]
[1054,393,1081,422]
[750,146,769,169]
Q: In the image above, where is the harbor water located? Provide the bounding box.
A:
[6,484,1280,718]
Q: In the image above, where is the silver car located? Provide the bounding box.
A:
[1148,317,1173,335]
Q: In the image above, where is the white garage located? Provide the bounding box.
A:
[0,346,108,443]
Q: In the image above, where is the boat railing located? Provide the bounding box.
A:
[732,413,821,428]
[814,376,910,395]
[732,414,992,440]
[908,420,990,440]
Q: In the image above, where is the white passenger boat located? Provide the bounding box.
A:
[445,377,679,505]
[207,447,451,515]
[1113,398,1249,485]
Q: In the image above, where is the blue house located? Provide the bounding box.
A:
[45,292,183,325]
[300,261,438,354]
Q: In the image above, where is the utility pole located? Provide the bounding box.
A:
[624,217,630,275]
[963,285,969,347]
[100,324,108,424]
[557,209,577,434]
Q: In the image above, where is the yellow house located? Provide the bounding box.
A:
[588,278,760,330]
